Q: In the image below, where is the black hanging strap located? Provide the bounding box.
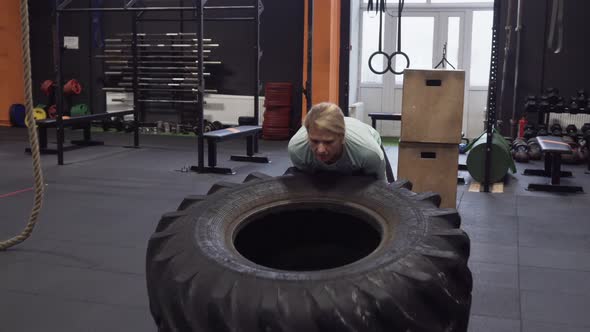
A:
[547,0,564,54]
[367,0,409,76]
[390,0,409,75]
[367,1,389,75]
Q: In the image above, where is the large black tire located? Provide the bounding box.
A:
[146,172,472,332]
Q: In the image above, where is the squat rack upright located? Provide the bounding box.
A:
[481,0,501,192]
[53,0,263,170]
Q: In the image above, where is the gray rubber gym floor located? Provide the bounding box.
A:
[1,126,590,332]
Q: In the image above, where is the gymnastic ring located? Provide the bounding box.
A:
[389,51,410,75]
[368,51,391,75]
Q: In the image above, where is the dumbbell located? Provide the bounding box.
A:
[562,137,581,164]
[512,138,530,163]
[205,120,214,132]
[178,124,190,135]
[191,120,214,135]
[102,118,124,132]
[123,121,137,133]
[523,124,537,140]
[212,121,223,131]
[527,138,542,160]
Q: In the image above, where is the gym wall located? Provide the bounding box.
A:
[28,0,304,126]
[495,0,590,134]
[0,0,26,126]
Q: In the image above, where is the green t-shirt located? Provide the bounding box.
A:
[288,117,386,180]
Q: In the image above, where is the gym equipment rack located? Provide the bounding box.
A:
[52,0,263,171]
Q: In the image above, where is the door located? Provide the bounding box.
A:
[358,8,465,136]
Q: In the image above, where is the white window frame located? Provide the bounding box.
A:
[357,1,493,91]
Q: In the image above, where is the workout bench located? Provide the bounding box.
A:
[25,110,134,155]
[368,112,402,129]
[523,135,583,193]
[191,125,270,175]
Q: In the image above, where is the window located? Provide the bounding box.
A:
[470,10,493,87]
[362,0,426,3]
[395,16,435,84]
[364,0,492,3]
[432,0,491,2]
[446,17,461,69]
[361,11,385,84]
[359,2,494,87]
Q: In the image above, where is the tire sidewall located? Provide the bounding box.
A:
[190,174,429,281]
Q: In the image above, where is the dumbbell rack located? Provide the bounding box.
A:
[99,32,221,125]
[524,89,590,129]
[522,89,590,172]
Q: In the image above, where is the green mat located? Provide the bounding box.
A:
[382,137,399,147]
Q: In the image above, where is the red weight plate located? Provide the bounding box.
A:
[41,80,54,96]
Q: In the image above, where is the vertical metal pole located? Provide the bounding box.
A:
[306,0,314,111]
[179,0,185,125]
[539,0,550,94]
[88,1,94,118]
[132,13,140,147]
[254,0,261,124]
[339,0,351,116]
[197,0,205,171]
[483,0,502,192]
[53,4,65,165]
[510,0,523,139]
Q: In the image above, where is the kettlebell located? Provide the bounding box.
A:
[550,123,563,136]
[566,124,578,136]
[568,98,580,114]
[537,124,549,137]
[524,124,537,140]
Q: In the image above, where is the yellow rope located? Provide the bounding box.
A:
[0,0,46,250]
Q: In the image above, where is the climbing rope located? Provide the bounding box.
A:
[0,0,46,250]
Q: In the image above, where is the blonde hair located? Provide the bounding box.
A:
[304,102,345,137]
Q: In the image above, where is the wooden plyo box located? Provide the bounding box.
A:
[400,69,465,144]
[397,141,459,208]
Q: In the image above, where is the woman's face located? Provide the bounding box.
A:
[308,127,344,164]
